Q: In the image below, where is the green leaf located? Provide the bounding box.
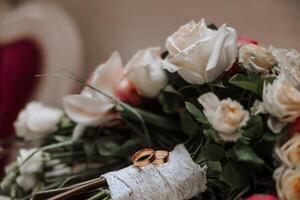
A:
[122,107,180,131]
[234,144,264,165]
[229,74,261,95]
[207,161,222,179]
[185,102,208,124]
[262,131,280,141]
[114,138,142,157]
[222,161,250,189]
[180,110,198,135]
[242,115,263,141]
[97,141,120,157]
[158,86,183,114]
[202,144,226,161]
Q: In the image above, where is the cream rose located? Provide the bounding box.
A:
[163,19,238,84]
[198,92,249,141]
[64,48,168,127]
[16,149,43,191]
[269,47,300,86]
[274,166,300,200]
[276,134,300,168]
[263,73,300,133]
[125,47,168,98]
[63,52,122,127]
[239,44,277,73]
[14,102,63,141]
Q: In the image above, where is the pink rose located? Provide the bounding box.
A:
[241,194,278,200]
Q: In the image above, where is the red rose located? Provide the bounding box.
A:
[115,79,142,107]
[288,117,300,137]
[238,37,259,46]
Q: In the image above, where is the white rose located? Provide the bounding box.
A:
[270,47,300,87]
[198,92,249,141]
[274,166,300,200]
[17,149,43,174]
[64,49,168,127]
[16,174,39,192]
[163,19,238,84]
[276,134,300,168]
[263,73,300,133]
[16,149,43,191]
[63,52,122,127]
[14,102,63,140]
[125,47,168,98]
[239,44,277,73]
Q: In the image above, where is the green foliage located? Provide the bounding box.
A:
[158,85,183,114]
[185,102,209,124]
[179,110,198,135]
[229,73,263,95]
[222,161,250,189]
[234,143,265,165]
[202,144,226,161]
[242,115,263,142]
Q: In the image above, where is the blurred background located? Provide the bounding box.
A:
[0,0,299,142]
[54,0,300,69]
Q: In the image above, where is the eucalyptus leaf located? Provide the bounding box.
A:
[234,144,265,165]
[97,141,120,157]
[229,74,262,95]
[185,102,208,124]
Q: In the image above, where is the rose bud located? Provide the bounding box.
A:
[239,44,277,73]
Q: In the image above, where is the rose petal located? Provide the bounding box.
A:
[90,51,124,96]
[63,94,115,126]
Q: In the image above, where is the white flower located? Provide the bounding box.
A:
[63,52,121,127]
[125,47,168,98]
[198,92,249,141]
[269,47,300,71]
[263,73,300,133]
[276,134,300,168]
[14,102,63,140]
[16,174,39,192]
[16,149,43,192]
[17,149,43,174]
[64,48,168,127]
[274,166,300,200]
[163,19,238,85]
[269,47,300,86]
[239,44,277,73]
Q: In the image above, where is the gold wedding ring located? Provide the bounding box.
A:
[153,150,169,165]
[132,148,155,168]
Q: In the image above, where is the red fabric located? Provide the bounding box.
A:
[0,39,42,176]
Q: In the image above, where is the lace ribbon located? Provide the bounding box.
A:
[103,144,207,200]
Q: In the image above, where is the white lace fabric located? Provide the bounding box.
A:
[103,144,207,200]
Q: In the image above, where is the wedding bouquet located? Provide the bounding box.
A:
[1,19,300,200]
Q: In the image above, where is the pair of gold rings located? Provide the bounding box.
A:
[132,148,169,168]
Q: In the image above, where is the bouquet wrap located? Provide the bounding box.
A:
[103,144,207,200]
